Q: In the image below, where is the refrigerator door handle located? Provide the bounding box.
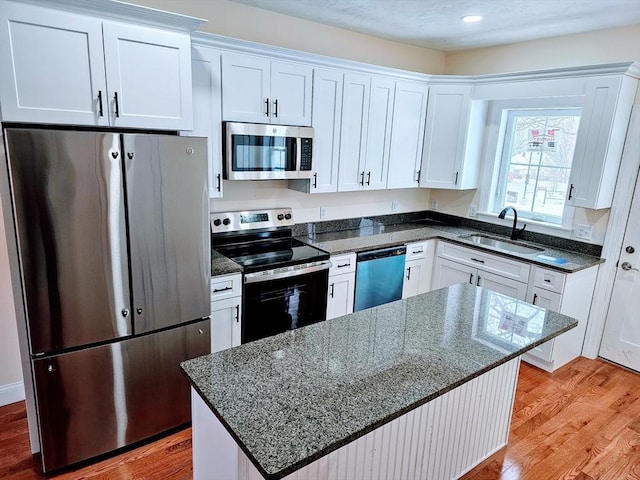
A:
[107,135,130,336]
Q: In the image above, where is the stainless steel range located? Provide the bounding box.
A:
[211,209,330,343]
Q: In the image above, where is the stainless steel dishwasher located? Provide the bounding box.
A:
[354,246,406,312]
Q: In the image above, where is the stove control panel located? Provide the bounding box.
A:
[210,208,294,233]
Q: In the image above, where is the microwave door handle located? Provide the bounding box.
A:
[295,137,300,173]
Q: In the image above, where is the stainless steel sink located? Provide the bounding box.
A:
[460,234,544,255]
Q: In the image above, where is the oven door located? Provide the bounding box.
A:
[242,264,330,343]
[225,122,299,180]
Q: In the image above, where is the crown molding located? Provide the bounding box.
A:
[3,0,206,32]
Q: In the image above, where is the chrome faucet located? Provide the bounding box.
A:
[499,207,526,240]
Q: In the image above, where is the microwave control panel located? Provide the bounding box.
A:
[300,138,313,171]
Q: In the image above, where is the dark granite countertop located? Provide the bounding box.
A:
[210,249,242,277]
[182,283,578,479]
[299,221,603,273]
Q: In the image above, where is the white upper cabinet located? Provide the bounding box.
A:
[387,80,429,189]
[102,22,193,130]
[221,52,312,126]
[420,84,484,189]
[183,44,223,198]
[566,74,638,209]
[338,73,371,192]
[290,68,343,194]
[363,76,395,190]
[0,1,195,129]
[0,2,108,125]
[338,74,395,192]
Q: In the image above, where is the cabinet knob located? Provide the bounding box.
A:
[121,308,129,317]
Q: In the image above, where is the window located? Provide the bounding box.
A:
[493,108,581,225]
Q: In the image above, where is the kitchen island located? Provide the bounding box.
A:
[181,284,578,480]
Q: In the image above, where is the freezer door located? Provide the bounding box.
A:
[123,134,210,333]
[32,319,210,472]
[5,129,132,353]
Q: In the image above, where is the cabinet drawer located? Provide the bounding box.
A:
[211,273,242,301]
[532,267,566,294]
[405,241,428,261]
[437,242,530,283]
[329,253,356,275]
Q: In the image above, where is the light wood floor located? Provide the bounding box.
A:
[1,357,638,480]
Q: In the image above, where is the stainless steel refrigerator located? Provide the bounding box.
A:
[1,128,211,472]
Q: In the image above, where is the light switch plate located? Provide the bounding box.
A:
[431,200,439,210]
[469,205,478,218]
[575,224,592,240]
[320,206,327,219]
[392,200,398,212]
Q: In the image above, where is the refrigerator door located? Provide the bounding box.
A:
[5,129,132,354]
[123,134,210,333]
[32,319,210,472]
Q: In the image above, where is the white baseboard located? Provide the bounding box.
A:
[0,381,25,407]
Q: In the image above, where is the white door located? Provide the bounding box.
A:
[327,272,355,320]
[477,271,528,300]
[270,62,313,126]
[432,258,475,290]
[337,73,370,192]
[387,80,429,189]
[600,169,640,371]
[310,69,343,193]
[402,260,430,298]
[185,46,223,198]
[0,2,108,125]
[221,53,270,123]
[363,76,395,190]
[102,22,192,130]
[210,297,241,353]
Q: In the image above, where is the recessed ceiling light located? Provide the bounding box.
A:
[461,15,483,23]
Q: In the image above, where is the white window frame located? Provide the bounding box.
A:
[478,97,583,233]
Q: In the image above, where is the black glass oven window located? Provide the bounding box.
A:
[242,269,328,344]
[232,135,297,172]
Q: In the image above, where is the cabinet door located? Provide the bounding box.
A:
[363,76,395,190]
[270,61,312,126]
[527,286,562,311]
[403,260,426,298]
[337,73,370,192]
[567,75,635,209]
[327,272,355,320]
[432,258,475,290]
[210,297,241,353]
[185,46,223,198]
[102,22,192,130]
[221,53,270,123]
[420,85,472,189]
[310,69,343,193]
[476,271,527,300]
[0,2,108,125]
[387,81,429,189]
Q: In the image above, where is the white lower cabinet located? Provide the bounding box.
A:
[327,253,356,320]
[210,273,242,353]
[523,265,598,372]
[402,241,434,298]
[432,242,530,300]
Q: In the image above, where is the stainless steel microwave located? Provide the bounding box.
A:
[223,122,314,180]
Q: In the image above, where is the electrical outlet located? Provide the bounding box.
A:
[320,206,327,219]
[431,199,439,210]
[575,224,592,240]
[469,205,478,218]
[392,200,398,212]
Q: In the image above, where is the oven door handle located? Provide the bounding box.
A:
[244,260,332,284]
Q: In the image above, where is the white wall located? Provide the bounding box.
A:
[445,25,640,75]
[129,0,445,74]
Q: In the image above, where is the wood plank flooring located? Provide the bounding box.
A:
[1,357,638,480]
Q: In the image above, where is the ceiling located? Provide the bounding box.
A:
[227,0,640,51]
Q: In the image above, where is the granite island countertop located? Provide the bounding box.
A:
[181,283,578,479]
[298,221,603,273]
